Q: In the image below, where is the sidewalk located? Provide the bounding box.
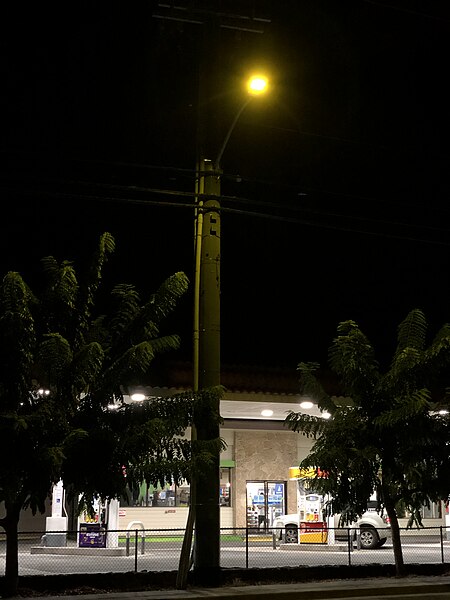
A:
[29,574,450,600]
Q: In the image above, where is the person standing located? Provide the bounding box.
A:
[257,505,266,529]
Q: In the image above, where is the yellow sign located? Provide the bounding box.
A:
[289,466,327,479]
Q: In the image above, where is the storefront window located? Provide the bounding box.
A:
[399,500,442,522]
[122,468,232,508]
[220,468,231,507]
[421,500,442,519]
[246,480,286,529]
[151,485,176,507]
[176,482,190,506]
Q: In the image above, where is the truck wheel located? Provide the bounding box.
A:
[285,525,298,543]
[359,526,379,549]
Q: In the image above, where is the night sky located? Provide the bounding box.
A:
[1,1,450,374]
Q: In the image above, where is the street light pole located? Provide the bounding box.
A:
[192,158,222,583]
[198,159,221,391]
[193,75,268,584]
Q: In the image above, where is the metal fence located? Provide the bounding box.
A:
[1,526,449,576]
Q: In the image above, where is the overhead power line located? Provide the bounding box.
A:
[4,185,450,249]
[3,149,449,217]
[361,0,450,23]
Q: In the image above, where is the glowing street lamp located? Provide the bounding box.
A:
[247,74,269,96]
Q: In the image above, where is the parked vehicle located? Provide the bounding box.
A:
[272,504,391,549]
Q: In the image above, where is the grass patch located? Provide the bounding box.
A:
[118,534,244,543]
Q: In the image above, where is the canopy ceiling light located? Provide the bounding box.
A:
[261,409,274,417]
[300,401,313,409]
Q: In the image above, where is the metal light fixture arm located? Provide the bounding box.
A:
[214,96,253,171]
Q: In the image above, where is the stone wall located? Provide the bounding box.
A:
[234,429,302,528]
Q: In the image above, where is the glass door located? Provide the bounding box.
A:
[246,480,286,531]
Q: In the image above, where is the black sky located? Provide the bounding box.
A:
[1,1,450,373]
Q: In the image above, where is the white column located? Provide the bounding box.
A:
[106,498,120,548]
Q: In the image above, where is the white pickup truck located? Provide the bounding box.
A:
[272,506,391,549]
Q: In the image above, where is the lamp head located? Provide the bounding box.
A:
[247,74,269,96]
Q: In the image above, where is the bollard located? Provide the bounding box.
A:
[356,528,361,550]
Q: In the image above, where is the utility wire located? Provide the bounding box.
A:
[361,0,450,23]
[3,169,450,219]
[3,176,448,235]
[6,186,450,248]
[3,149,450,216]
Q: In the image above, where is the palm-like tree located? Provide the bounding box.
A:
[0,232,196,596]
[285,309,450,576]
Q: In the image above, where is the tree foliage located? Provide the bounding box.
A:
[285,309,450,575]
[0,232,221,597]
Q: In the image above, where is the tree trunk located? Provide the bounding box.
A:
[384,498,404,576]
[176,481,196,590]
[1,506,21,598]
[176,422,198,590]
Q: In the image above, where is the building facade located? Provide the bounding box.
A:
[10,363,446,534]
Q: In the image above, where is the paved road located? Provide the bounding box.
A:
[5,539,450,576]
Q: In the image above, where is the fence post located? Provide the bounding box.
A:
[246,527,249,569]
[347,528,352,566]
[356,527,361,550]
[440,526,445,564]
[134,529,138,572]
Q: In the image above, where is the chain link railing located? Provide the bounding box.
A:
[0,526,449,575]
